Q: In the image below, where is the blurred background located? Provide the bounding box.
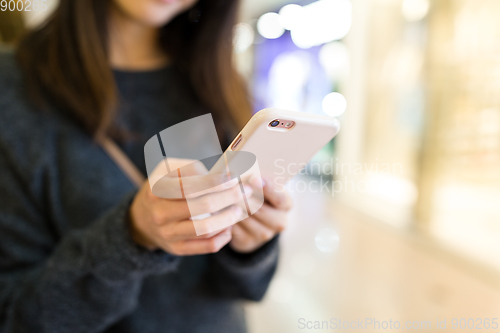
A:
[2,0,500,331]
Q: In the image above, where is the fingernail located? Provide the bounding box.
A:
[250,176,265,188]
[233,205,243,216]
[243,185,253,196]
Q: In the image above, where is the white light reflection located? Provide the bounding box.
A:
[402,0,430,22]
[314,228,340,253]
[258,1,353,47]
[257,12,285,40]
[322,92,347,117]
[278,4,304,31]
[290,0,352,49]
[319,41,350,79]
[365,174,418,206]
[268,51,312,111]
[233,22,254,53]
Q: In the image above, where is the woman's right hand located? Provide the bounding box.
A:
[129,162,252,256]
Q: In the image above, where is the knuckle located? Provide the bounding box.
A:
[209,234,230,253]
[276,221,287,232]
[151,205,170,225]
[160,226,175,240]
[261,230,275,241]
[151,211,164,225]
[238,237,251,248]
[207,239,221,253]
[276,196,286,208]
[283,195,293,211]
[275,224,285,232]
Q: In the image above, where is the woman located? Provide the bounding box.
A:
[0,0,292,332]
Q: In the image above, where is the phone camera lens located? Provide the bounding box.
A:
[270,120,280,127]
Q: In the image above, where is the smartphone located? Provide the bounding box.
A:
[212,108,340,187]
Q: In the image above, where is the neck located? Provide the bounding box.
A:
[109,7,169,71]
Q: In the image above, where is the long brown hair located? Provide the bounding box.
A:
[0,9,25,44]
[16,0,251,140]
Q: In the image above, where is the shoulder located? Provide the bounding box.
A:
[0,49,30,120]
[0,49,22,88]
[0,49,62,132]
[0,50,70,184]
[0,49,47,132]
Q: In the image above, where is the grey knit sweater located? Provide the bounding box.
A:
[0,51,278,333]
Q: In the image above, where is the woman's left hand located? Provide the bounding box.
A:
[229,177,293,253]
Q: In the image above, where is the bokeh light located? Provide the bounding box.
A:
[290,0,352,49]
[257,12,285,40]
[314,228,340,253]
[268,51,312,111]
[402,0,430,22]
[319,41,350,79]
[278,4,304,31]
[233,22,255,53]
[322,92,347,117]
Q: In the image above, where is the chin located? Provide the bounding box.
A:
[128,0,195,27]
[143,11,182,27]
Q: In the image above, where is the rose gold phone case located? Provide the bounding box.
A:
[224,108,340,185]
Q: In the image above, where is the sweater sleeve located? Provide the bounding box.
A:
[207,236,279,302]
[0,154,180,333]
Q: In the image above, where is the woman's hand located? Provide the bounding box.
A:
[229,177,293,253]
[129,161,250,256]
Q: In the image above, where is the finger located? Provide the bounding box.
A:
[148,197,192,223]
[161,158,209,176]
[250,177,292,211]
[229,223,261,253]
[169,227,233,255]
[230,223,248,239]
[192,227,232,239]
[186,183,253,216]
[174,159,208,176]
[161,219,232,241]
[191,205,245,236]
[148,183,251,225]
[152,172,237,199]
[238,217,276,243]
[183,175,239,198]
[249,200,288,232]
[181,171,238,197]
